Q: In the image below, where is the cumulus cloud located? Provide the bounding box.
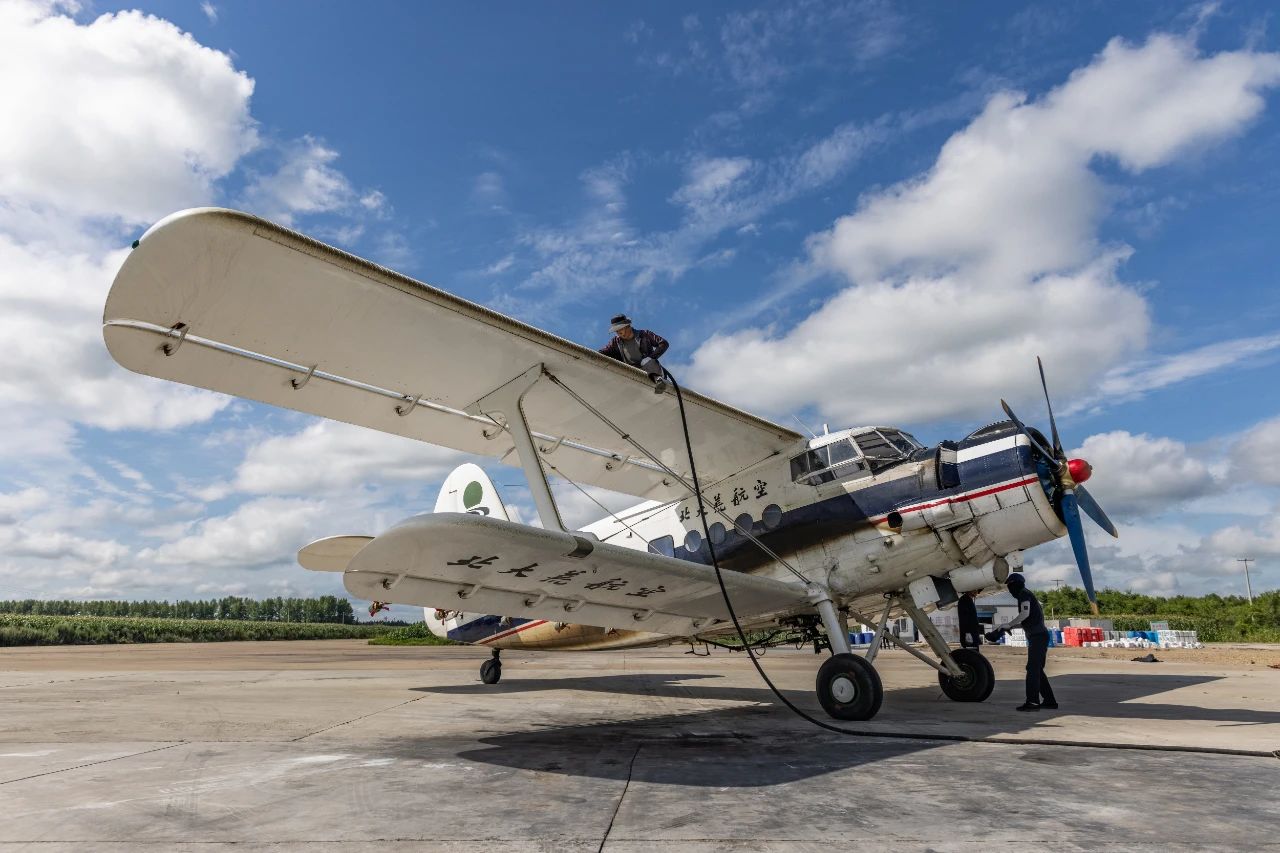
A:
[0,4,412,602]
[1230,415,1280,486]
[0,235,233,434]
[0,1,257,224]
[686,34,1280,426]
[1070,431,1221,516]
[142,496,328,568]
[231,420,471,496]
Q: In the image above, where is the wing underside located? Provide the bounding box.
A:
[336,513,811,637]
[103,209,800,501]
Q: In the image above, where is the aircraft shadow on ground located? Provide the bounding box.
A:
[400,671,1279,787]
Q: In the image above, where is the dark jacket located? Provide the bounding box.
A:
[599,329,669,366]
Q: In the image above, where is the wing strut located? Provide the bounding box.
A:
[465,363,567,532]
[543,369,814,586]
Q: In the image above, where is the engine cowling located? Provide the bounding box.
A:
[948,552,1021,593]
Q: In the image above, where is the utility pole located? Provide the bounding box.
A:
[1236,558,1254,605]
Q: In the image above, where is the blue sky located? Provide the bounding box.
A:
[1,0,1278,612]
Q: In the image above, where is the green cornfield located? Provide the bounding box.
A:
[0,613,397,646]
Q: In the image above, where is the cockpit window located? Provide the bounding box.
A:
[852,428,922,465]
[790,439,867,485]
[853,431,899,460]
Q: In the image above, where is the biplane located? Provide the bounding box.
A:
[103,208,1117,720]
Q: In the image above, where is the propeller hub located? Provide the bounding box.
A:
[1067,458,1092,485]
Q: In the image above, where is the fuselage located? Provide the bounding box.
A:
[435,419,1067,649]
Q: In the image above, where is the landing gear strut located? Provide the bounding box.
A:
[479,648,502,684]
[810,587,885,720]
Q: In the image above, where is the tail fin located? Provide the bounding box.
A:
[433,462,511,520]
[424,463,509,634]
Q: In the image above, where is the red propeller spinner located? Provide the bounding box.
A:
[1067,458,1092,484]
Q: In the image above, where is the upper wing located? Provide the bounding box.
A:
[336,513,811,637]
[103,209,800,501]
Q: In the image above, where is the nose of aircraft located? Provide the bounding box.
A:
[1067,458,1092,484]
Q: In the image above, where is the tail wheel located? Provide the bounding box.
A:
[938,648,994,702]
[816,653,883,720]
[479,658,502,685]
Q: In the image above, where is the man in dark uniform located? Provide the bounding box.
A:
[986,572,1058,711]
[958,590,983,649]
[599,314,669,393]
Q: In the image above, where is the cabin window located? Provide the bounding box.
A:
[649,535,675,558]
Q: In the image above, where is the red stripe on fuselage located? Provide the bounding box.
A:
[869,475,1040,524]
[478,619,549,644]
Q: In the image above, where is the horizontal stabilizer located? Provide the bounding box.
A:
[298,535,375,572]
[343,513,810,637]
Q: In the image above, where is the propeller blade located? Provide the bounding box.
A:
[1061,489,1099,614]
[1000,399,1056,460]
[1036,356,1064,459]
[1075,484,1118,538]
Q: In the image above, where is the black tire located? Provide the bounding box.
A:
[816,653,883,720]
[938,648,994,702]
[480,659,502,685]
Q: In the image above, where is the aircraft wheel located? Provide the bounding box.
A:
[816,653,883,720]
[480,658,502,685]
[938,648,994,702]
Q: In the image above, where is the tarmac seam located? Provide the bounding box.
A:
[597,742,642,853]
[291,695,427,741]
[0,742,184,786]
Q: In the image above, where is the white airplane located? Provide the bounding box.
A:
[103,208,1117,721]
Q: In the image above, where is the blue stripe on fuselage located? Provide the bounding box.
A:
[446,614,535,643]
[671,437,1034,567]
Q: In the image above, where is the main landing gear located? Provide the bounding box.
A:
[810,588,993,721]
[938,647,995,702]
[479,648,502,684]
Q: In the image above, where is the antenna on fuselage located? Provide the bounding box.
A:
[790,414,818,439]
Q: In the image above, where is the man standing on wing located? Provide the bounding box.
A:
[599,313,670,394]
[986,573,1058,711]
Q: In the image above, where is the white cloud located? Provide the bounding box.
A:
[672,157,753,207]
[1231,415,1280,486]
[232,420,470,496]
[1070,431,1220,516]
[1080,333,1280,411]
[687,34,1280,426]
[470,171,509,213]
[0,1,257,224]
[200,2,218,24]
[142,496,327,568]
[507,121,877,314]
[241,136,358,225]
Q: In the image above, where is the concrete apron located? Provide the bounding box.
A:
[0,642,1277,850]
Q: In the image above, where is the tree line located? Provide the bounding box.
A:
[0,595,358,624]
[1037,586,1280,642]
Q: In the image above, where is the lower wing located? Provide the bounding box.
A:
[336,514,810,638]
